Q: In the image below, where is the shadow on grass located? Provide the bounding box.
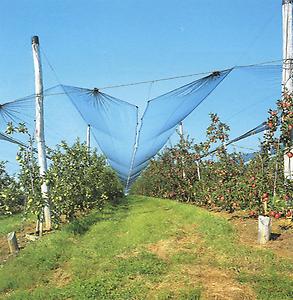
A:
[65,198,129,235]
[270,232,281,241]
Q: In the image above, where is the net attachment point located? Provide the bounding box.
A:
[91,88,100,96]
[211,71,221,77]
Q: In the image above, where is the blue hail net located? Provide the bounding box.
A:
[0,132,26,146]
[0,63,283,187]
[227,122,268,145]
[0,85,139,183]
[126,69,232,186]
[60,85,138,183]
[177,64,282,153]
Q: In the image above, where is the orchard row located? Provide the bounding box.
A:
[131,94,293,218]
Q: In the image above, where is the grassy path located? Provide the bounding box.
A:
[0,196,292,299]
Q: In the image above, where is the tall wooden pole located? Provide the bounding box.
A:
[282,0,293,180]
[32,36,51,231]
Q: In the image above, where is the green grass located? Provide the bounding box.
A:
[0,196,292,299]
[0,214,25,236]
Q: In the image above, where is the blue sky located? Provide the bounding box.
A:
[0,0,284,172]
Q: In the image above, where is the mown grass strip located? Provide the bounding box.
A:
[0,196,292,300]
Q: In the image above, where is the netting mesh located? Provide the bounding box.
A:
[227,122,268,146]
[126,69,232,185]
[169,64,282,156]
[0,63,283,186]
[0,132,25,146]
[0,88,88,147]
[60,85,138,182]
[0,85,139,182]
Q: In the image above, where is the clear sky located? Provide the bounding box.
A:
[0,0,285,172]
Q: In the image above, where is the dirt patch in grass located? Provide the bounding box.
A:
[184,265,255,300]
[147,224,256,299]
[147,225,199,260]
[0,236,9,263]
[147,251,255,299]
[148,239,175,260]
[227,215,293,261]
[116,249,141,259]
[51,265,72,287]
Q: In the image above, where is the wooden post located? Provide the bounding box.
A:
[258,216,271,244]
[32,36,51,231]
[87,124,91,154]
[7,232,19,254]
[282,0,293,180]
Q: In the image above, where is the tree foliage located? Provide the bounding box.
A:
[3,122,124,223]
[131,95,293,218]
[0,161,23,215]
